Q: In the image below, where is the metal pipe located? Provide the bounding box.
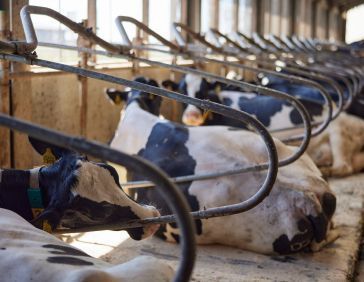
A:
[17,5,122,55]
[36,42,312,167]
[0,112,196,282]
[0,51,279,219]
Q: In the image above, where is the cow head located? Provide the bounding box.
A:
[106,77,162,116]
[163,73,214,126]
[29,137,160,240]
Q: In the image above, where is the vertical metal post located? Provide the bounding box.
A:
[77,20,89,137]
[87,0,97,64]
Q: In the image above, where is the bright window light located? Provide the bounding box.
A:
[346,4,364,43]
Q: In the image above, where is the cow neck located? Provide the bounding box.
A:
[112,101,161,156]
[0,167,43,221]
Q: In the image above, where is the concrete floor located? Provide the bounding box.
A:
[66,173,364,281]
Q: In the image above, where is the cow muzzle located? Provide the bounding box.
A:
[182,109,204,126]
[127,206,161,240]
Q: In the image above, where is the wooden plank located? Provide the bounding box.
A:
[0,3,11,168]
[83,173,364,282]
[10,0,33,169]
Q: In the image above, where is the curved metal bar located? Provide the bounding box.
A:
[189,55,333,137]
[115,16,180,52]
[34,42,312,166]
[113,19,313,151]
[191,28,344,119]
[0,113,196,282]
[172,22,224,53]
[18,9,312,159]
[17,5,123,55]
[0,52,279,221]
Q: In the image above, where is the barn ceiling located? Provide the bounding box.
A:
[330,0,364,11]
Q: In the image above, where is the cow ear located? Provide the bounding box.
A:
[105,88,129,105]
[28,136,72,163]
[31,207,62,232]
[162,80,179,91]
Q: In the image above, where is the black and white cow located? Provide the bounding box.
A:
[162,73,327,130]
[164,74,364,177]
[0,208,173,282]
[105,77,337,255]
[0,137,160,240]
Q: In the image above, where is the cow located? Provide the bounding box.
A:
[163,74,364,177]
[162,73,327,130]
[0,208,173,282]
[105,77,337,255]
[0,137,161,240]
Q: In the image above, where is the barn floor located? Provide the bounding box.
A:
[66,173,364,282]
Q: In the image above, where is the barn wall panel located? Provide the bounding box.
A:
[20,66,186,168]
[11,0,33,169]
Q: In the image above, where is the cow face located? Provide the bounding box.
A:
[29,137,160,240]
[163,74,213,126]
[107,77,162,116]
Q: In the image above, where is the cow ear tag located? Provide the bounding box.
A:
[42,220,52,233]
[43,148,56,165]
[114,94,122,105]
[215,84,221,94]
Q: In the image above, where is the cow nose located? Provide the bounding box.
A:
[182,111,203,126]
[142,209,161,239]
[321,192,336,219]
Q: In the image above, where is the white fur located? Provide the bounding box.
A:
[0,208,173,282]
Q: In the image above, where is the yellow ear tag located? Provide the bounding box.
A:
[202,110,212,122]
[43,148,56,165]
[215,84,221,94]
[42,220,52,233]
[114,95,122,105]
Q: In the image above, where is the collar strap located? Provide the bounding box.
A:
[27,167,45,221]
[29,167,42,189]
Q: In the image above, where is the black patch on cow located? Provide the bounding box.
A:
[0,247,6,250]
[307,213,328,243]
[59,196,144,240]
[171,233,180,243]
[32,155,81,230]
[43,244,91,257]
[95,163,122,189]
[238,95,286,128]
[127,77,162,116]
[47,256,94,266]
[132,122,202,236]
[321,192,336,219]
[273,218,313,255]
[289,99,324,124]
[222,97,233,107]
[0,170,33,221]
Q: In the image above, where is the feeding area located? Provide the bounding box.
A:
[0,0,364,281]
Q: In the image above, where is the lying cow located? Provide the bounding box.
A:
[162,73,327,129]
[163,74,364,177]
[0,137,160,240]
[106,77,337,255]
[0,208,173,282]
